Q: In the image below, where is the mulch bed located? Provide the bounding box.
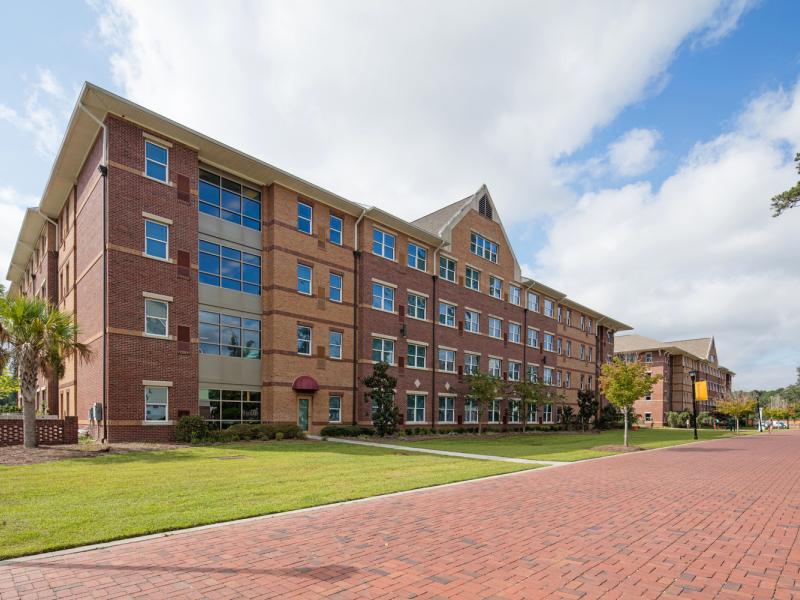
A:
[0,442,183,466]
[591,444,644,453]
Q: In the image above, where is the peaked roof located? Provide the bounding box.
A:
[667,337,714,361]
[615,334,730,372]
[412,196,472,236]
[614,334,666,353]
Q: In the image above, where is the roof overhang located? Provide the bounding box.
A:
[364,206,442,247]
[5,208,46,282]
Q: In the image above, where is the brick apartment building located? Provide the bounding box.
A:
[614,335,734,427]
[5,83,631,442]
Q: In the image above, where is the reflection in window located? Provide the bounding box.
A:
[199,240,261,295]
[199,310,260,358]
[199,169,261,230]
[200,389,261,429]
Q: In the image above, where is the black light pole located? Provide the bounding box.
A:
[689,370,698,440]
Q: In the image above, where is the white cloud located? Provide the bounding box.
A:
[0,188,34,288]
[0,68,71,157]
[608,128,662,177]
[535,81,800,390]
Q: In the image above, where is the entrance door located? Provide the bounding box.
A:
[298,398,310,431]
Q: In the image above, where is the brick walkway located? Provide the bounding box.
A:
[2,432,799,599]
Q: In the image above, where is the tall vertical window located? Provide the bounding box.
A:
[329,214,343,245]
[464,399,479,423]
[509,400,520,423]
[544,298,555,318]
[465,267,480,291]
[199,311,261,358]
[372,282,395,312]
[372,229,396,260]
[199,169,261,230]
[329,331,343,359]
[439,256,456,282]
[145,141,168,182]
[464,310,480,333]
[543,333,555,352]
[406,394,425,423]
[489,276,502,299]
[329,396,342,422]
[371,337,394,363]
[527,292,539,312]
[144,220,168,259]
[488,317,502,339]
[527,327,539,348]
[543,367,554,386]
[509,285,521,306]
[470,232,498,263]
[508,323,521,343]
[144,299,168,337]
[488,400,500,423]
[557,338,563,355]
[407,293,427,319]
[407,243,427,271]
[297,326,312,355]
[438,348,455,372]
[297,264,313,295]
[566,309,572,326]
[527,402,538,423]
[438,302,456,327]
[527,364,538,383]
[407,343,426,368]
[488,357,501,377]
[464,353,479,374]
[199,240,261,295]
[144,386,168,421]
[329,272,343,302]
[508,361,521,381]
[438,396,455,423]
[543,403,553,423]
[297,201,313,234]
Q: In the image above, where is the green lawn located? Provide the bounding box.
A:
[394,428,750,462]
[0,440,534,560]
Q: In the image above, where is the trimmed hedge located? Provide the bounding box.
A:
[319,424,375,437]
[175,417,305,443]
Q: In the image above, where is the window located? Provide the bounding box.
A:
[470,232,498,263]
[372,337,394,363]
[580,345,585,360]
[144,141,168,182]
[489,276,502,299]
[406,394,425,423]
[144,220,168,259]
[543,367,554,385]
[580,315,585,330]
[508,323,521,344]
[644,412,653,423]
[527,401,538,423]
[464,399,479,423]
[297,326,312,355]
[509,285,521,306]
[588,347,594,362]
[566,340,572,357]
[329,214,343,245]
[438,348,456,372]
[645,352,653,363]
[329,331,343,359]
[508,361,521,381]
[199,169,261,230]
[527,328,539,348]
[588,375,593,389]
[543,403,553,423]
[527,292,539,312]
[144,386,168,421]
[438,396,455,423]
[488,399,500,423]
[557,306,562,323]
[465,267,480,291]
[297,202,313,234]
[329,396,342,422]
[557,338,563,355]
[465,353,480,375]
[509,400,520,423]
[588,319,593,333]
[488,317,502,339]
[199,240,261,295]
[144,299,168,337]
[407,293,427,319]
[329,273,343,303]
[200,389,261,429]
[439,256,456,282]
[527,364,538,383]
[544,298,555,318]
[543,333,555,352]
[439,302,456,327]
[407,343,427,368]
[199,310,261,358]
[556,370,562,387]
[297,264,313,295]
[407,243,427,271]
[488,357,501,378]
[372,282,395,312]
[373,229,396,260]
[580,374,585,390]
[464,310,480,333]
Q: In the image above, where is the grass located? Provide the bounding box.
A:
[0,440,534,560]
[394,427,752,462]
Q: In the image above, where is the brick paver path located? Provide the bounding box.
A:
[2,432,800,599]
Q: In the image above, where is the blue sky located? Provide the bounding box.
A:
[1,1,799,389]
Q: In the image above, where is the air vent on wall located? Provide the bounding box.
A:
[478,195,492,219]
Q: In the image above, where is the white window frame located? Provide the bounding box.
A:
[144,219,169,260]
[470,232,498,263]
[144,299,169,338]
[527,292,539,312]
[488,317,502,339]
[438,301,456,327]
[438,348,456,373]
[488,357,501,378]
[372,228,396,260]
[543,403,553,423]
[488,276,502,299]
[508,361,521,381]
[297,201,313,235]
[543,333,555,352]
[407,293,427,320]
[297,325,312,355]
[543,367,554,386]
[438,395,455,423]
[464,353,480,375]
[527,327,539,348]
[465,267,480,291]
[527,364,538,383]
[488,399,501,423]
[406,394,426,423]
[329,214,343,245]
[144,385,168,422]
[329,272,343,303]
[508,322,521,344]
[371,336,395,364]
[297,264,313,295]
[509,399,521,423]
[329,330,343,359]
[372,282,395,312]
[464,399,479,423]
[407,343,427,369]
[407,243,427,272]
[464,310,480,333]
[328,395,342,422]
[144,140,168,183]
[544,298,555,318]
[509,285,521,306]
[439,256,456,282]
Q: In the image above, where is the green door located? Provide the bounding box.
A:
[298,398,309,431]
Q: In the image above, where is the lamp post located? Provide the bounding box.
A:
[689,370,698,440]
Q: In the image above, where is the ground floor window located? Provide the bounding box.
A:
[488,399,501,423]
[527,402,537,423]
[438,396,455,423]
[200,388,261,428]
[464,398,478,423]
[329,395,342,422]
[509,400,520,423]
[144,386,168,421]
[644,412,652,422]
[406,394,426,423]
[543,403,553,423]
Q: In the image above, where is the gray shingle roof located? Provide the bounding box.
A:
[412,196,472,235]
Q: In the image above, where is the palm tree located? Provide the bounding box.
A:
[0,292,90,448]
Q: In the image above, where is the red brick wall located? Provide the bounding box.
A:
[0,416,78,446]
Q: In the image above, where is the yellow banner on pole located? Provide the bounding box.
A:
[695,381,708,401]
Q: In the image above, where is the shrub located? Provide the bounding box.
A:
[275,432,284,441]
[319,424,375,437]
[175,415,209,443]
[0,404,21,413]
[598,404,623,429]
[698,411,713,428]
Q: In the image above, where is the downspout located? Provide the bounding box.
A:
[522,281,536,429]
[79,103,108,443]
[352,208,368,425]
[430,240,446,430]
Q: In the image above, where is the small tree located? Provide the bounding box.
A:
[716,391,756,434]
[559,405,574,429]
[467,372,502,434]
[514,379,548,432]
[577,389,598,432]
[600,358,662,447]
[771,153,800,216]
[363,362,398,437]
[0,369,19,403]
